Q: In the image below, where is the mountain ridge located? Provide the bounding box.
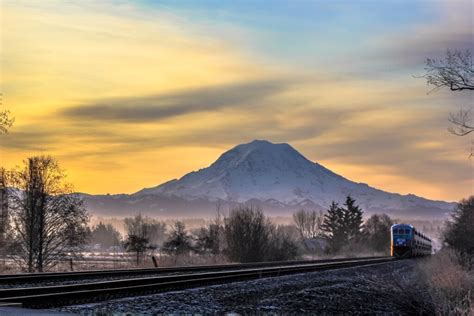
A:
[80,140,454,218]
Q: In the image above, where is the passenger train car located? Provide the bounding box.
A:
[391,224,432,257]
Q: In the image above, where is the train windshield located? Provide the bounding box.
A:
[393,227,411,235]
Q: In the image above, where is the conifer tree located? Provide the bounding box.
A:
[322,196,364,253]
[321,201,345,252]
[343,196,364,242]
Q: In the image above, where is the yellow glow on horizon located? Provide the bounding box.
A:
[1,1,472,203]
[1,1,270,193]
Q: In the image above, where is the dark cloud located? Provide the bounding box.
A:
[61,80,291,122]
[71,105,353,153]
[0,128,59,152]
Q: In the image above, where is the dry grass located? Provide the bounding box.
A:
[418,249,473,315]
[155,253,230,267]
[0,253,232,273]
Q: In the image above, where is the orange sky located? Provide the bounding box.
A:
[1,1,473,202]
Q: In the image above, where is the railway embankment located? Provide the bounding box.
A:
[0,257,392,308]
[54,260,429,315]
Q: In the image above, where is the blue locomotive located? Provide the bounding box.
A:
[391,224,432,257]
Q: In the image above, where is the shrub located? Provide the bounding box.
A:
[90,222,122,250]
[224,205,299,263]
[224,205,272,263]
[444,196,474,269]
[418,249,473,315]
[363,214,393,254]
[162,221,193,255]
[266,225,299,261]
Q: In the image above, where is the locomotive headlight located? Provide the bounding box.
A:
[396,238,406,246]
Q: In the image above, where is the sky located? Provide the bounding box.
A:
[1,0,473,202]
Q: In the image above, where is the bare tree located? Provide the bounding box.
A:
[363,214,393,254]
[0,94,14,135]
[196,204,225,255]
[123,214,155,265]
[224,205,272,263]
[448,108,474,136]
[419,49,474,137]
[147,220,167,249]
[162,221,193,255]
[0,168,9,250]
[0,97,13,250]
[225,206,299,262]
[421,50,474,92]
[266,225,299,261]
[7,156,89,272]
[444,196,474,269]
[292,209,324,240]
[0,110,13,135]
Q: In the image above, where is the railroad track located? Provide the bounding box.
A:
[0,256,394,308]
[0,256,387,285]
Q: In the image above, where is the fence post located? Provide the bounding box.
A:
[152,255,158,268]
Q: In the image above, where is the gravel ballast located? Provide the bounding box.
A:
[53,260,430,315]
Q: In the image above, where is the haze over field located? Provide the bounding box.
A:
[1,0,473,205]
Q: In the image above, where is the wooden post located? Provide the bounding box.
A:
[152,255,158,268]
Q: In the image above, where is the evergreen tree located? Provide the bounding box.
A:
[322,196,364,253]
[343,196,364,242]
[321,201,346,252]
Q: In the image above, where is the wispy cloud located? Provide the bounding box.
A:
[371,0,473,68]
[61,80,291,122]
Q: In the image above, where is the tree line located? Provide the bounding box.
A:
[113,196,394,264]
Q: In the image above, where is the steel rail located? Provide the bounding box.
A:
[0,256,387,284]
[0,257,394,308]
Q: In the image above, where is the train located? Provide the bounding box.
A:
[391,224,432,257]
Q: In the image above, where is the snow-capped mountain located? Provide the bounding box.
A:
[81,140,454,218]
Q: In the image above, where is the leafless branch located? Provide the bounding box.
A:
[5,156,89,272]
[448,108,474,136]
[419,50,474,93]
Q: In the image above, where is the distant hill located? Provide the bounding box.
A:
[80,140,454,218]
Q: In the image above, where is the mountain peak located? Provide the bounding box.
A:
[211,139,309,171]
[248,139,274,145]
[136,139,341,202]
[234,139,291,152]
[122,140,454,218]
